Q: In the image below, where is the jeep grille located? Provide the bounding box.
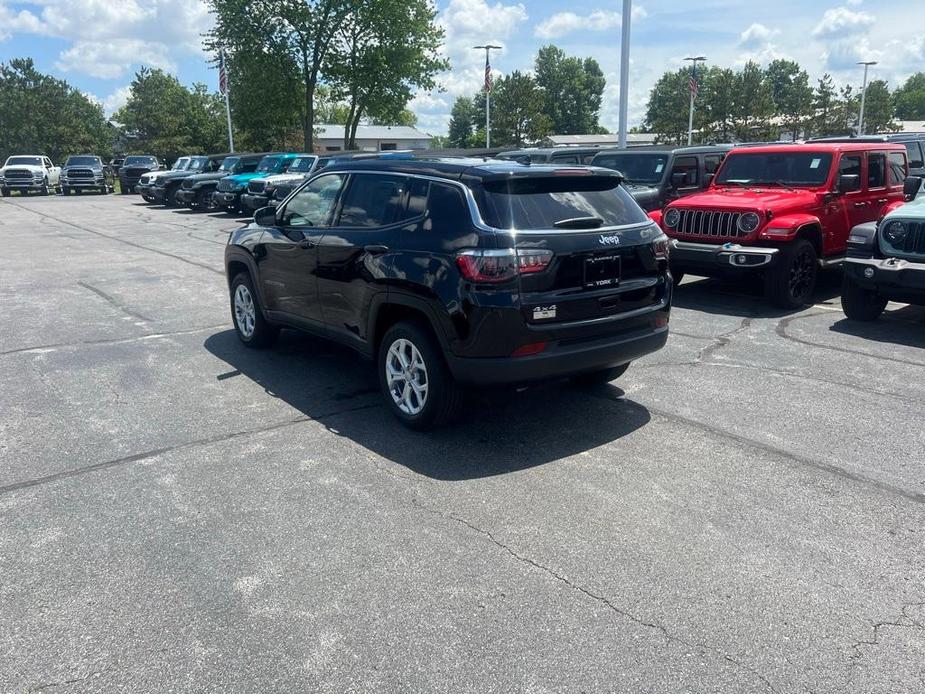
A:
[672,209,746,239]
[247,180,266,195]
[882,220,925,258]
[217,178,235,192]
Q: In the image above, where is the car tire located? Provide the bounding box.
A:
[61,187,69,196]
[230,272,278,348]
[841,275,887,321]
[196,189,214,211]
[672,270,685,286]
[570,362,630,386]
[765,239,817,309]
[75,189,82,195]
[1,188,10,197]
[40,178,49,196]
[165,186,178,207]
[379,320,463,430]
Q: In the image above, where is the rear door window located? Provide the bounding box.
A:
[404,178,429,220]
[839,155,862,192]
[704,154,724,175]
[479,175,648,230]
[867,153,886,189]
[904,142,924,169]
[671,156,699,189]
[889,152,907,186]
[551,153,580,164]
[337,174,407,228]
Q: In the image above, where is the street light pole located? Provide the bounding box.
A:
[684,56,706,146]
[617,0,632,149]
[857,61,877,136]
[473,45,501,148]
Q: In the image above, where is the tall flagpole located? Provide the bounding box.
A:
[684,56,705,146]
[617,0,631,149]
[220,49,235,152]
[474,45,501,148]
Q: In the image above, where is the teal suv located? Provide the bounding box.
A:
[213,153,300,213]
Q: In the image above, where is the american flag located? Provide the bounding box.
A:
[218,50,228,95]
[484,54,492,93]
[689,67,698,100]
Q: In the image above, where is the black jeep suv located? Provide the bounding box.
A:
[119,155,164,193]
[224,158,673,429]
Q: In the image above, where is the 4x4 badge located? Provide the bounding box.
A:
[533,305,557,320]
[599,234,621,245]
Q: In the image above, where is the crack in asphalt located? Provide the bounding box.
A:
[776,313,925,367]
[0,198,225,275]
[28,671,102,692]
[77,281,153,323]
[408,499,779,693]
[842,599,925,691]
[0,324,230,357]
[0,400,381,496]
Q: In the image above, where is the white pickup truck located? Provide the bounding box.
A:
[0,155,61,196]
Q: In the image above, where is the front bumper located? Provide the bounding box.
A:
[1,179,45,190]
[62,178,106,189]
[176,188,197,205]
[137,183,154,198]
[214,191,242,208]
[844,256,925,301]
[240,193,269,211]
[445,302,670,386]
[119,177,143,190]
[149,186,168,202]
[670,240,781,273]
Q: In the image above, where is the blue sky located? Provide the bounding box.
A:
[1,0,923,134]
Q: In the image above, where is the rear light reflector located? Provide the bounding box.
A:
[511,341,547,357]
[457,248,553,283]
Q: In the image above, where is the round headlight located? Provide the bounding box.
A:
[664,208,681,228]
[738,212,761,234]
[884,220,907,245]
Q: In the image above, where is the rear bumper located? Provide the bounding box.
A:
[445,302,670,386]
[240,193,269,211]
[671,240,780,272]
[845,256,925,299]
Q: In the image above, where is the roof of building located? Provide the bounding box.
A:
[314,124,433,141]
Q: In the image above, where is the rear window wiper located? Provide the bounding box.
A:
[553,216,604,229]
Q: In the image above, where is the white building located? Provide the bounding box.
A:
[543,133,658,147]
[314,124,433,153]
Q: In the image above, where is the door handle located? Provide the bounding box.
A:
[363,244,389,255]
[298,239,315,249]
[877,198,888,203]
[853,202,869,208]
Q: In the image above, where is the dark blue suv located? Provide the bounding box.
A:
[224,158,673,428]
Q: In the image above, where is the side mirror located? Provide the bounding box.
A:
[837,174,860,193]
[670,172,687,188]
[254,206,277,227]
[903,175,922,199]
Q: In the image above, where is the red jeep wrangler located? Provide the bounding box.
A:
[652,142,909,307]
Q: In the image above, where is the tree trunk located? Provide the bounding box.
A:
[349,110,362,150]
[343,100,357,150]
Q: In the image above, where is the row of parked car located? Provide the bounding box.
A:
[3,138,921,428]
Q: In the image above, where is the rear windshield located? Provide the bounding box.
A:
[479,175,649,230]
[66,156,101,167]
[592,153,669,185]
[124,156,158,166]
[6,156,42,166]
[716,152,833,187]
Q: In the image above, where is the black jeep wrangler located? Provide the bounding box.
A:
[224,158,673,429]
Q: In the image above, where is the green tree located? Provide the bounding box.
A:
[206,0,352,151]
[447,96,477,148]
[812,73,839,136]
[324,0,445,149]
[731,61,775,141]
[834,84,858,135]
[700,66,736,142]
[113,68,226,162]
[0,58,112,163]
[643,69,691,144]
[534,45,606,134]
[485,71,551,146]
[766,59,813,140]
[859,80,897,134]
[894,73,925,120]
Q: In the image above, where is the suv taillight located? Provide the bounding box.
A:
[456,249,553,283]
[651,234,671,259]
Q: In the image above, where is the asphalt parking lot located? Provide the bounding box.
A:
[1,193,924,694]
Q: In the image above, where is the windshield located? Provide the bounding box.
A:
[219,157,240,172]
[6,156,43,167]
[592,153,669,185]
[716,152,833,187]
[124,156,158,166]
[288,157,317,173]
[187,156,209,171]
[256,156,284,173]
[171,158,190,171]
[66,156,101,167]
[479,175,649,230]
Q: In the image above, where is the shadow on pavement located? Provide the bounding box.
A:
[204,329,651,481]
[672,270,844,318]
[829,304,925,349]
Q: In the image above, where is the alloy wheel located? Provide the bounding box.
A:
[385,338,429,415]
[788,248,815,301]
[233,284,256,338]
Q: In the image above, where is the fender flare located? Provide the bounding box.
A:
[366,290,454,354]
[758,213,822,243]
[224,246,271,317]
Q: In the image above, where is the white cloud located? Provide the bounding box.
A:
[56,40,175,79]
[739,23,778,50]
[811,7,875,39]
[0,4,43,40]
[534,6,646,40]
[102,85,133,116]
